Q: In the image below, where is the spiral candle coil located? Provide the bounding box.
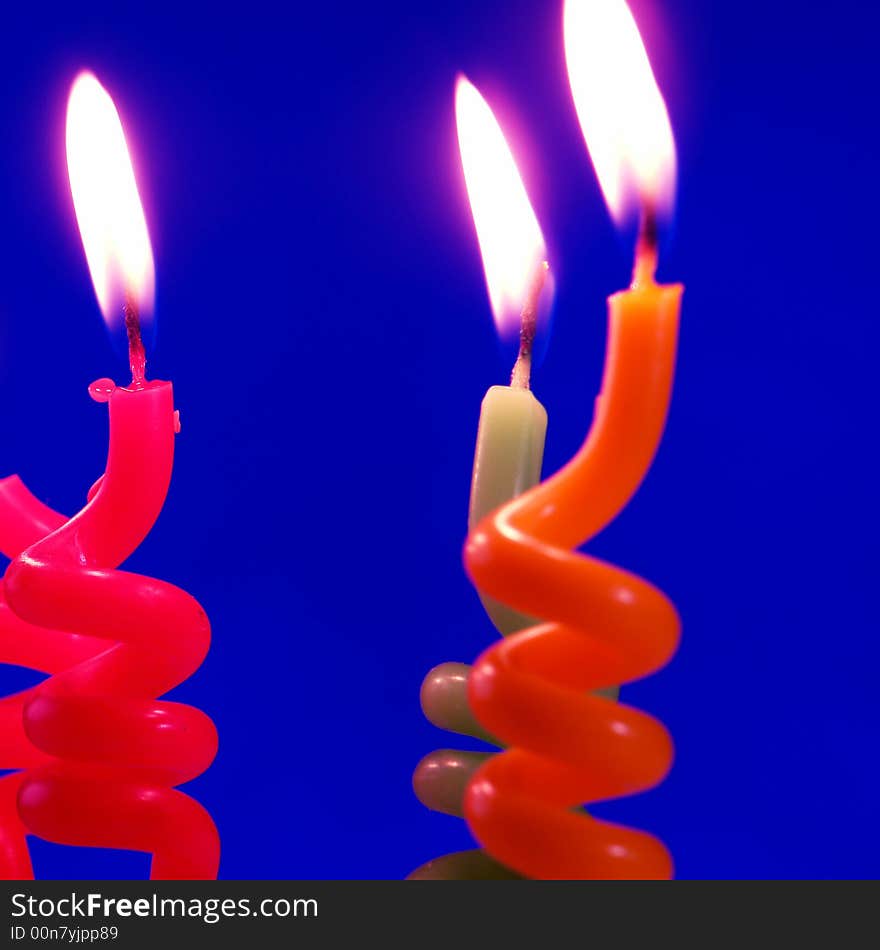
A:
[413,528,678,881]
[0,381,219,880]
[412,660,519,879]
[414,284,681,880]
[461,290,681,880]
[461,518,678,879]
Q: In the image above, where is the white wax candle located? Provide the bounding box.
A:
[468,384,546,635]
[467,317,619,702]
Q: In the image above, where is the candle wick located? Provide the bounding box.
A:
[632,205,659,288]
[124,292,147,389]
[510,260,549,391]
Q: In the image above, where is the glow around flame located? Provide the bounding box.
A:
[66,71,154,326]
[564,0,676,225]
[455,76,550,340]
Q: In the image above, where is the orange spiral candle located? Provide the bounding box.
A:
[459,0,683,879]
[411,0,684,879]
[463,245,681,878]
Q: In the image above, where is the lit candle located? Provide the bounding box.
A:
[0,73,219,879]
[411,78,553,880]
[456,76,553,636]
[461,0,683,879]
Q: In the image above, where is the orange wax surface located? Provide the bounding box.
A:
[463,267,683,879]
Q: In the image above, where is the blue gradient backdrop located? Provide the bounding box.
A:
[0,0,876,878]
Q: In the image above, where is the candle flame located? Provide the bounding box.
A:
[455,76,551,341]
[564,0,676,226]
[66,71,155,328]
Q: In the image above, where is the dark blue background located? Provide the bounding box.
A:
[0,0,875,879]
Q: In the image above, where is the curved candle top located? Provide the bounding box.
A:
[6,380,175,583]
[466,278,681,590]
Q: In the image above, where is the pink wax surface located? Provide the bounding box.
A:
[0,378,219,879]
